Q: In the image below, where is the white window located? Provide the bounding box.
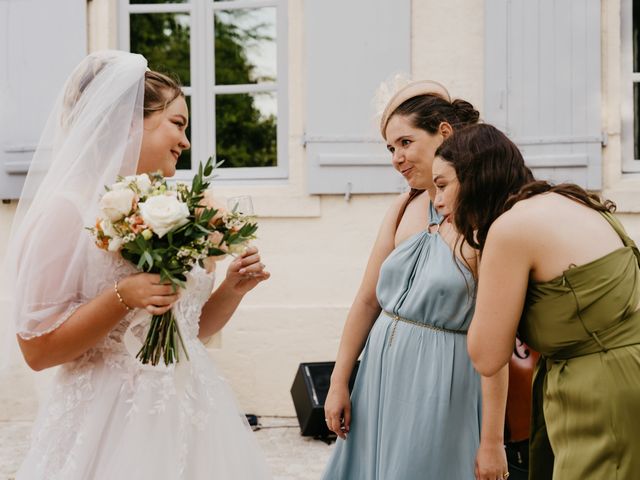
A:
[622,0,640,172]
[118,0,288,183]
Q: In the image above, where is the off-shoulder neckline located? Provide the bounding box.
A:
[530,246,632,287]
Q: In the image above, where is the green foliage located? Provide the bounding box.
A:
[216,94,277,168]
[129,10,277,169]
[119,157,226,289]
[214,12,277,167]
[106,157,256,365]
[130,13,190,85]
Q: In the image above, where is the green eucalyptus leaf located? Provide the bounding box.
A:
[142,251,154,270]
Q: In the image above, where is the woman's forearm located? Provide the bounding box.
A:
[480,364,509,444]
[330,298,381,386]
[18,288,129,371]
[329,192,405,385]
[198,280,245,338]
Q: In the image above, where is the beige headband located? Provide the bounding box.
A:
[380,80,451,139]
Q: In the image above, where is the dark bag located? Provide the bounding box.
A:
[504,337,539,476]
[504,440,529,480]
[505,337,538,443]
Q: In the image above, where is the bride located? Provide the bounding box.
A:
[5,50,272,479]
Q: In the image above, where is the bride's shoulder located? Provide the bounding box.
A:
[86,244,136,276]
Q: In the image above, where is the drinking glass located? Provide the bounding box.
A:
[226,195,256,262]
[227,195,254,216]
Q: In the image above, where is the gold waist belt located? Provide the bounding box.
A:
[383,310,467,347]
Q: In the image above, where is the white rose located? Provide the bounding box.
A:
[100,219,118,238]
[138,194,190,238]
[110,181,128,191]
[125,174,152,194]
[107,237,124,252]
[99,189,135,222]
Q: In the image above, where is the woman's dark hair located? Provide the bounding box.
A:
[392,95,480,134]
[143,71,184,118]
[393,95,480,229]
[435,123,615,253]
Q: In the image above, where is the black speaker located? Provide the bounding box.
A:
[290,361,360,437]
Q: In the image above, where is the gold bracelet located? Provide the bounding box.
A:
[114,280,133,311]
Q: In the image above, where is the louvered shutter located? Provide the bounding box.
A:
[485,0,603,189]
[0,0,87,200]
[304,0,410,195]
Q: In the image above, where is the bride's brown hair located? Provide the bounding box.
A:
[143,71,184,117]
[435,123,615,253]
[62,64,183,126]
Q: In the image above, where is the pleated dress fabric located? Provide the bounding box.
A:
[322,204,481,480]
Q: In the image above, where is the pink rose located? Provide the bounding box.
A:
[201,189,226,226]
[203,231,228,273]
[208,230,225,248]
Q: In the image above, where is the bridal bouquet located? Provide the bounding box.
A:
[88,158,258,366]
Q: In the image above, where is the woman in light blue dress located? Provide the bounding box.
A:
[322,81,509,480]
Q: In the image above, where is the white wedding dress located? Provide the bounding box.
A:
[16,248,272,480]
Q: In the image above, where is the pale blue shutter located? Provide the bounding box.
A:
[0,0,87,200]
[304,0,410,195]
[485,0,603,189]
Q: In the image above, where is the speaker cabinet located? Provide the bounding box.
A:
[290,361,360,437]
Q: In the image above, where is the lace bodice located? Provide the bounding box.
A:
[79,248,216,368]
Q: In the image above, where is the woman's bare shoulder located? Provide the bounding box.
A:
[489,196,552,243]
[372,191,414,241]
[391,190,412,210]
[383,190,427,224]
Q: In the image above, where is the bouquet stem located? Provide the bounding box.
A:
[136,310,190,366]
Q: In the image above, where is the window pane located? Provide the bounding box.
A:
[214,8,277,85]
[635,0,640,72]
[177,95,192,170]
[130,13,191,86]
[215,92,277,168]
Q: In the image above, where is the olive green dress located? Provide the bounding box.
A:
[519,211,640,480]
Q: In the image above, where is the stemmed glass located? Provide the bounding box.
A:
[227,195,254,218]
[226,195,256,262]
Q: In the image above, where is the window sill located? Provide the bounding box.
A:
[251,195,321,218]
[212,189,321,218]
[170,174,321,218]
[603,174,640,213]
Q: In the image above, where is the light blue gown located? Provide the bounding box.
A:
[322,204,481,479]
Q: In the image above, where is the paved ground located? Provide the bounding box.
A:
[0,416,335,479]
[255,417,335,479]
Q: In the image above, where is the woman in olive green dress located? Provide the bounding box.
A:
[432,123,640,479]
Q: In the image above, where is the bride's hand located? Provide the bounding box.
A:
[116,273,180,315]
[224,246,270,295]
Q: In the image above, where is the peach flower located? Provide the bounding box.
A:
[201,189,226,226]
